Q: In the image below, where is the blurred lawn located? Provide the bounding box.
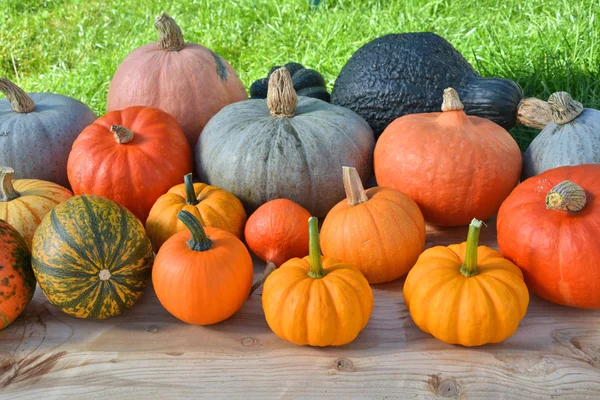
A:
[1,0,599,149]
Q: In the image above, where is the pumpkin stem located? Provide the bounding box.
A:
[177,210,212,251]
[459,218,483,277]
[516,97,552,129]
[0,166,20,202]
[441,88,464,112]
[267,67,297,118]
[184,173,199,206]
[110,125,135,144]
[248,261,277,297]
[548,92,584,125]
[546,180,586,212]
[155,13,184,51]
[343,166,368,206]
[0,78,35,113]
[307,216,325,279]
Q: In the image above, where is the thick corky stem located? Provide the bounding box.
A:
[0,78,35,113]
[249,261,277,297]
[155,13,184,51]
[0,167,20,202]
[110,125,135,144]
[267,67,297,118]
[343,166,368,206]
[548,92,584,125]
[459,219,483,278]
[184,173,199,206]
[177,210,212,251]
[307,217,325,279]
[546,180,586,212]
[516,97,552,129]
[441,88,464,112]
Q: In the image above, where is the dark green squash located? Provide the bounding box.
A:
[250,62,330,102]
[331,33,550,137]
[31,195,154,320]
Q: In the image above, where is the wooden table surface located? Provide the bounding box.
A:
[1,223,599,399]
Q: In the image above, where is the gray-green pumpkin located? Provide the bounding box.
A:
[523,92,600,179]
[0,78,97,188]
[195,67,375,217]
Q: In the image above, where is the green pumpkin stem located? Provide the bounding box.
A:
[441,88,464,112]
[546,180,586,212]
[177,210,212,251]
[110,125,135,144]
[267,67,297,118]
[308,216,325,279]
[343,166,369,206]
[184,173,199,206]
[155,13,184,51]
[548,92,584,125]
[459,218,483,277]
[0,167,20,202]
[0,78,35,113]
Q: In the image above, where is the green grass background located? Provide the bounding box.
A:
[1,0,599,149]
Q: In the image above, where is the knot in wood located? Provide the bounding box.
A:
[241,337,257,346]
[334,358,354,372]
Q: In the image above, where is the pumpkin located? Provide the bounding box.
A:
[153,210,253,325]
[245,198,311,295]
[497,165,600,309]
[404,219,529,346]
[523,92,600,179]
[107,13,248,147]
[374,88,522,226]
[262,216,373,346]
[331,33,550,137]
[320,167,426,284]
[31,195,154,319]
[146,173,246,252]
[67,106,192,223]
[0,78,96,187]
[0,166,72,249]
[250,62,330,102]
[0,220,35,330]
[196,67,375,217]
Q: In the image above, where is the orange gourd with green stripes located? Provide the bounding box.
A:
[31,194,154,319]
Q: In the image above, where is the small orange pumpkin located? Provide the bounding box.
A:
[146,173,247,252]
[262,217,373,346]
[320,166,426,283]
[153,210,253,325]
[404,219,529,346]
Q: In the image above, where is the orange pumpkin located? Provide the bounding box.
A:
[374,88,522,226]
[320,167,426,283]
[0,166,72,249]
[404,219,529,346]
[262,217,373,346]
[497,165,600,309]
[107,13,248,147]
[146,173,246,252]
[153,210,253,325]
[0,219,35,330]
[67,106,192,222]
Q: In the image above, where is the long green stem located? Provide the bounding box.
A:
[459,219,483,277]
[184,173,199,205]
[307,216,325,279]
[177,210,212,251]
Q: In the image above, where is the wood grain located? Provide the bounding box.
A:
[1,223,599,399]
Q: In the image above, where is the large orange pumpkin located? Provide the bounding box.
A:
[107,13,248,147]
[404,219,529,346]
[320,167,426,284]
[146,173,247,252]
[262,217,373,346]
[374,88,522,226]
[67,106,192,222]
[0,166,72,249]
[153,210,253,325]
[497,164,600,309]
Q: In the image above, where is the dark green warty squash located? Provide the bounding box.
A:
[331,33,550,137]
[31,195,154,320]
[250,62,330,102]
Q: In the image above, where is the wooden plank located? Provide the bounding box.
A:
[1,223,599,399]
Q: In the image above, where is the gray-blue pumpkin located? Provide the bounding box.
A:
[523,92,600,179]
[195,67,375,217]
[0,79,96,187]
